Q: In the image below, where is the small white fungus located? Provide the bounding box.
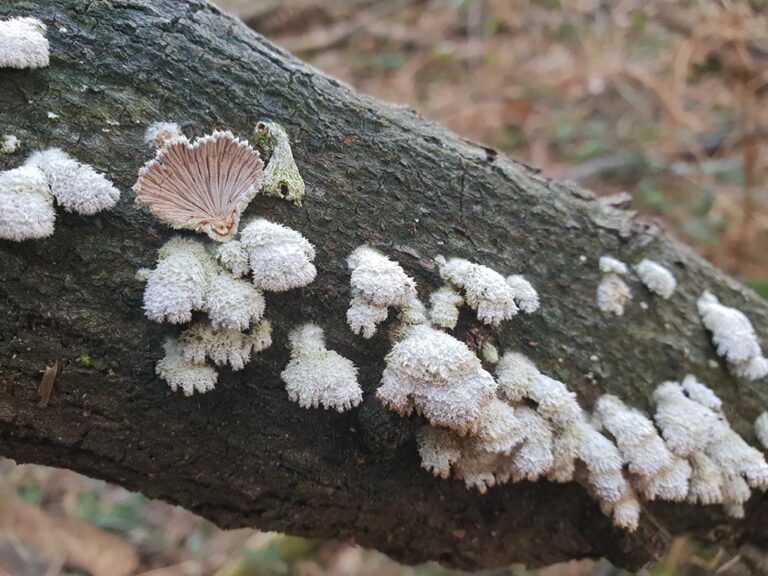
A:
[0,164,55,241]
[599,256,628,275]
[687,451,724,505]
[494,351,540,403]
[596,256,632,316]
[144,122,183,148]
[215,240,250,278]
[428,285,464,329]
[653,381,727,457]
[1,135,19,154]
[417,426,463,480]
[27,149,120,215]
[281,324,363,412]
[204,272,266,331]
[678,375,720,414]
[239,218,317,292]
[481,341,499,364]
[0,17,49,69]
[376,324,497,435]
[652,378,768,517]
[156,337,218,396]
[755,412,768,451]
[697,291,768,381]
[505,274,540,313]
[635,259,676,299]
[595,394,690,501]
[142,237,217,324]
[181,319,272,371]
[346,246,417,338]
[435,256,524,325]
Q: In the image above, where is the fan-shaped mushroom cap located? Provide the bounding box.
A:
[134,131,263,242]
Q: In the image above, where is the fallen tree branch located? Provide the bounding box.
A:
[1,0,768,571]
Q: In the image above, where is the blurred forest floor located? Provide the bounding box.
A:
[3,0,768,574]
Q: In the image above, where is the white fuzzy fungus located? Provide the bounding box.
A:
[0,164,54,241]
[377,324,496,435]
[428,285,464,329]
[142,237,218,324]
[215,240,250,278]
[346,246,417,338]
[281,324,362,412]
[687,452,724,505]
[504,274,540,313]
[595,395,690,501]
[204,272,265,331]
[653,381,727,457]
[181,319,272,371]
[481,342,499,364]
[144,122,183,148]
[697,291,768,381]
[416,426,462,479]
[156,337,218,396]
[680,373,722,412]
[143,236,268,331]
[239,218,317,292]
[28,149,120,215]
[599,256,628,275]
[652,378,768,517]
[576,419,640,530]
[413,347,643,531]
[494,351,541,403]
[756,412,768,451]
[596,255,632,316]
[436,256,520,325]
[1,135,19,154]
[0,17,49,69]
[635,259,676,299]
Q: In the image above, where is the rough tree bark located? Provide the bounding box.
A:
[1,0,767,571]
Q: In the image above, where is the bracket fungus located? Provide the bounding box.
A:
[428,285,464,330]
[755,412,768,450]
[0,16,49,69]
[215,240,250,278]
[142,237,218,324]
[28,149,120,215]
[595,395,691,502]
[413,346,643,531]
[1,150,120,241]
[181,319,272,371]
[239,218,317,291]
[204,271,266,331]
[0,164,55,241]
[281,324,362,412]
[596,255,632,316]
[346,246,418,338]
[635,258,676,299]
[697,291,768,381]
[251,121,305,205]
[156,338,218,397]
[144,122,183,149]
[435,256,539,326]
[651,377,768,517]
[134,130,263,242]
[377,324,497,435]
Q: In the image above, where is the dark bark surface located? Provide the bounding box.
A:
[1,0,768,570]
